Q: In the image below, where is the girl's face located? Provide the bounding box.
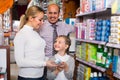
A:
[54,37,68,54]
[31,12,44,29]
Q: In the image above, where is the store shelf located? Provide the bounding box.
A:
[106,43,120,49]
[76,39,106,45]
[76,57,106,72]
[113,73,120,79]
[76,8,110,17]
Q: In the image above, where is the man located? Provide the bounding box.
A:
[39,3,75,57]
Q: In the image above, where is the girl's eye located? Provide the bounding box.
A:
[54,41,57,43]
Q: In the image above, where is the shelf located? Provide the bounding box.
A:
[76,39,106,45]
[76,57,106,72]
[113,73,120,79]
[106,43,120,49]
[76,8,110,17]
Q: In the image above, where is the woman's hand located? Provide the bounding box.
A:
[46,60,58,68]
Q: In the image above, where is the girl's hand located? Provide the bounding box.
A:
[56,62,64,71]
[62,62,68,72]
[57,62,68,72]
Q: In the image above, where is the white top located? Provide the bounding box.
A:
[55,54,70,80]
[14,25,46,78]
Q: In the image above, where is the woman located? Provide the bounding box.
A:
[14,5,57,80]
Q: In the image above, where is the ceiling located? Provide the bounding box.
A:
[14,0,30,5]
[15,0,46,5]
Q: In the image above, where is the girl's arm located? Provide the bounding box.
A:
[64,56,75,79]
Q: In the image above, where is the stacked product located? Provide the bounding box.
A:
[75,19,96,40]
[112,49,119,73]
[87,43,97,64]
[77,64,86,80]
[111,48,120,77]
[3,9,11,32]
[109,16,120,44]
[79,0,112,14]
[81,42,88,60]
[86,19,96,40]
[76,44,82,58]
[95,19,111,42]
[75,23,82,39]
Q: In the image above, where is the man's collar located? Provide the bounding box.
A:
[46,20,59,26]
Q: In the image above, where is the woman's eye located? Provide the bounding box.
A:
[39,19,42,21]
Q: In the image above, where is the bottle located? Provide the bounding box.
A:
[98,72,104,80]
[102,47,108,67]
[93,72,98,80]
[90,73,94,80]
[103,73,109,80]
[96,45,103,66]
[0,28,4,45]
[105,52,112,68]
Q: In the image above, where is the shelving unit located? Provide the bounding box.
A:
[76,8,111,17]
[76,39,106,45]
[76,57,106,72]
[106,43,120,49]
[0,46,10,80]
[74,0,116,79]
[106,43,120,79]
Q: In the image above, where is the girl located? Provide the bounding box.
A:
[47,35,75,80]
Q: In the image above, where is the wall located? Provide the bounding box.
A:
[63,0,79,19]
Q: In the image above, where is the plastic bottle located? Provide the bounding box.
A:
[96,45,103,66]
[102,47,108,67]
[98,72,104,80]
[103,73,109,80]
[90,73,94,80]
[93,72,98,80]
[105,52,112,68]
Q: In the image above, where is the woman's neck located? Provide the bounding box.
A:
[26,22,32,27]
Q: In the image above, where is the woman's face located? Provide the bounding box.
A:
[31,12,44,29]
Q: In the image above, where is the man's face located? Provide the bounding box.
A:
[47,5,60,24]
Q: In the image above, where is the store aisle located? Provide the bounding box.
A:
[10,63,18,80]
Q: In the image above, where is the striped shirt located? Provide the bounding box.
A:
[39,20,75,57]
